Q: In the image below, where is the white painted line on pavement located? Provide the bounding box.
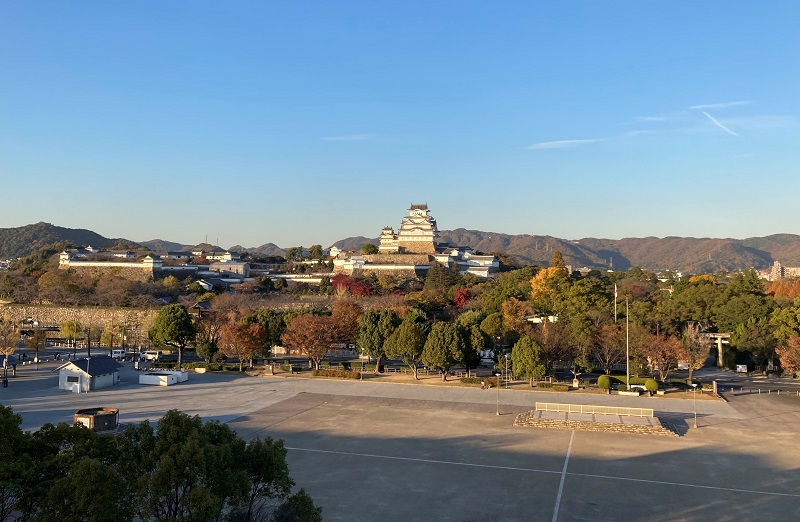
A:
[285,447,562,475]
[552,430,574,522]
[566,471,800,498]
[287,444,800,499]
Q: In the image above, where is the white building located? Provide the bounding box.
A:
[57,355,123,393]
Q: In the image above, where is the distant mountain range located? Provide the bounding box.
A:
[0,222,138,259]
[2,222,800,273]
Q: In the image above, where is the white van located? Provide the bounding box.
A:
[111,349,126,360]
[142,350,162,361]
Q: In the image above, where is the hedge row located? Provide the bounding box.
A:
[152,362,241,372]
[312,369,361,379]
[536,382,571,392]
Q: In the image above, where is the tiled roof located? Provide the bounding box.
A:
[62,355,123,376]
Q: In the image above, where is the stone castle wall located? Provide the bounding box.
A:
[363,253,432,264]
[397,240,436,254]
[62,264,155,283]
[0,304,158,333]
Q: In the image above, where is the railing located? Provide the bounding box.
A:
[719,387,800,397]
[535,402,654,418]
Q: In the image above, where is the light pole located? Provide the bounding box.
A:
[495,371,501,415]
[626,298,630,391]
[691,383,698,428]
[504,353,509,389]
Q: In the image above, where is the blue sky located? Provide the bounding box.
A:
[2,2,799,249]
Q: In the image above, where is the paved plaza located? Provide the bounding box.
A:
[2,361,800,521]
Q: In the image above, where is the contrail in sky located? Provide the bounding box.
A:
[702,112,739,136]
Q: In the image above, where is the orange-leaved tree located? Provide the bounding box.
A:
[219,320,266,372]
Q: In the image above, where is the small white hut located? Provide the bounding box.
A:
[58,356,123,393]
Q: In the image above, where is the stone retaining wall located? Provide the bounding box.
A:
[514,410,678,437]
[0,304,158,331]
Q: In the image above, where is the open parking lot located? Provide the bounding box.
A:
[2,362,799,521]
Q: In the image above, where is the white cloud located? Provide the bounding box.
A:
[690,101,750,110]
[527,139,601,150]
[637,116,667,122]
[701,112,739,136]
[322,134,369,141]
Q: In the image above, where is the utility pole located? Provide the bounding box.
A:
[626,298,630,391]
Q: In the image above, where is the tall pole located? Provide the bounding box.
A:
[496,372,500,416]
[504,354,509,389]
[626,298,630,391]
[614,284,618,323]
[692,384,698,428]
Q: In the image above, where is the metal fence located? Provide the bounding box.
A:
[719,387,800,397]
[535,402,654,418]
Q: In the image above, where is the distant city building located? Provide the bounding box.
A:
[210,261,250,277]
[769,260,800,281]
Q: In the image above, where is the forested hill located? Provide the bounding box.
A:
[334,229,800,273]
[0,222,139,259]
[4,221,800,273]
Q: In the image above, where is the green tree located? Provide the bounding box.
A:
[550,250,566,269]
[478,266,538,314]
[284,247,303,262]
[121,410,247,521]
[714,293,774,333]
[239,437,294,521]
[0,406,31,520]
[246,308,287,355]
[511,335,547,386]
[308,244,324,260]
[422,322,464,381]
[423,261,459,296]
[37,457,131,521]
[361,243,378,255]
[734,317,777,370]
[272,488,323,522]
[480,312,503,344]
[59,320,82,352]
[384,321,428,379]
[356,309,399,373]
[149,304,195,368]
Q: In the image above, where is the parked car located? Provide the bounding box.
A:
[141,350,162,361]
[111,349,126,360]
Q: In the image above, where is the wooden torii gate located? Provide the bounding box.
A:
[701,332,731,368]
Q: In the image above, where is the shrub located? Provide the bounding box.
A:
[312,369,361,379]
[597,375,612,391]
[536,382,570,391]
[645,378,659,393]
